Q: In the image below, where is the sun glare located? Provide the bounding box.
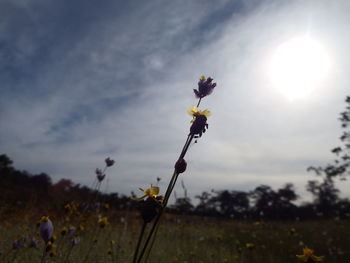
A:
[269,37,330,100]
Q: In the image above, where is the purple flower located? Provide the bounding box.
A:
[97,173,106,182]
[30,237,39,249]
[105,157,115,167]
[12,239,22,249]
[95,168,106,182]
[193,76,217,98]
[68,226,76,233]
[71,237,80,246]
[39,216,54,244]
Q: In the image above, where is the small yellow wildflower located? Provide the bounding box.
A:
[132,186,163,201]
[40,216,50,223]
[296,247,324,262]
[188,106,211,122]
[49,250,56,257]
[98,217,109,228]
[246,243,255,249]
[50,234,57,243]
[45,241,56,252]
[61,226,67,236]
[64,204,71,213]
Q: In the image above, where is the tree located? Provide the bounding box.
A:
[0,154,13,169]
[213,190,250,218]
[307,177,339,217]
[250,184,298,220]
[305,96,350,217]
[308,96,350,180]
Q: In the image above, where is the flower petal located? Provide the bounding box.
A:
[132,194,147,201]
[188,106,199,116]
[201,109,211,117]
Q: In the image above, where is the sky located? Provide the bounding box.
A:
[1,0,350,203]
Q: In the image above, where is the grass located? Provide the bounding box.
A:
[0,210,349,263]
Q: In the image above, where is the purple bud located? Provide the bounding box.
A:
[194,77,217,98]
[95,168,103,176]
[105,157,115,167]
[39,217,54,244]
[97,173,106,182]
[68,226,76,233]
[71,237,80,246]
[12,239,22,249]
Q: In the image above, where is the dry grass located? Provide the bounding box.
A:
[0,210,349,263]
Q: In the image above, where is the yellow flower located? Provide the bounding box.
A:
[64,204,71,213]
[296,247,324,262]
[246,243,255,249]
[199,75,206,81]
[61,226,67,236]
[188,106,211,122]
[78,224,84,232]
[132,186,163,201]
[98,217,109,228]
[40,216,50,223]
[45,241,56,252]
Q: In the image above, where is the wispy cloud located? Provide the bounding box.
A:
[1,0,350,201]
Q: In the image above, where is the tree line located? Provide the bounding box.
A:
[1,153,349,221]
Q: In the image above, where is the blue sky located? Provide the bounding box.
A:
[1,0,350,202]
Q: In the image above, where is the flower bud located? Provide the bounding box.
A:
[175,158,187,174]
[105,157,115,167]
[189,115,208,136]
[39,216,54,244]
[140,197,162,223]
[71,237,80,246]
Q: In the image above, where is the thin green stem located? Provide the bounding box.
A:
[40,246,47,263]
[132,222,147,263]
[136,134,195,263]
[134,95,202,262]
[64,244,74,263]
[143,220,161,263]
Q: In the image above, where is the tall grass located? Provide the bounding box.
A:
[1,211,349,263]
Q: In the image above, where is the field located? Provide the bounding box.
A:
[1,208,349,263]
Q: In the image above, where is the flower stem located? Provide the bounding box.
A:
[196,98,202,107]
[132,221,147,263]
[134,95,203,262]
[136,134,195,263]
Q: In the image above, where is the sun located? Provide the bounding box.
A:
[269,36,330,100]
